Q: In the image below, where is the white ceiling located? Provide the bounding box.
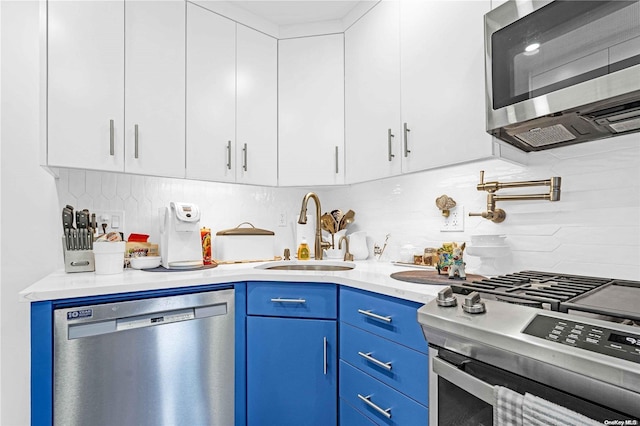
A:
[230,1,369,26]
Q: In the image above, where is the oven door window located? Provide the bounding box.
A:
[491,1,640,109]
[438,375,492,425]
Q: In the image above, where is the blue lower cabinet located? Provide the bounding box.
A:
[340,322,428,406]
[340,398,377,425]
[340,361,428,426]
[247,316,337,426]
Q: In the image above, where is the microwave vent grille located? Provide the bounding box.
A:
[609,117,640,133]
[514,124,577,147]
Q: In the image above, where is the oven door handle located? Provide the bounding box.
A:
[433,356,495,406]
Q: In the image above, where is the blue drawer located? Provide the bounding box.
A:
[340,287,428,352]
[340,322,428,406]
[340,398,376,425]
[247,282,337,319]
[340,361,428,426]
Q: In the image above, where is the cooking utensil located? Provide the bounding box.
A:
[331,209,343,227]
[338,209,355,230]
[320,214,335,234]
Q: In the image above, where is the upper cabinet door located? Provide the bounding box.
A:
[236,25,278,186]
[47,1,125,172]
[278,34,345,187]
[186,3,236,182]
[400,0,493,173]
[345,1,402,184]
[124,0,186,178]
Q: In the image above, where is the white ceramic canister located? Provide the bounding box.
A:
[349,231,369,260]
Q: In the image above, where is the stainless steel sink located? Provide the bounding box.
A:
[255,260,355,271]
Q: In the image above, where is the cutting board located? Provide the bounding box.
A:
[390,270,485,285]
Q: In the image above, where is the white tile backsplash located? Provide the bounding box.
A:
[57,133,640,279]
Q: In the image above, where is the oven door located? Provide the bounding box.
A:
[429,346,636,425]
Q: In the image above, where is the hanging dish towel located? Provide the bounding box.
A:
[494,386,524,426]
[522,393,600,426]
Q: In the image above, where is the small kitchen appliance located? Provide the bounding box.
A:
[418,271,640,424]
[160,202,204,269]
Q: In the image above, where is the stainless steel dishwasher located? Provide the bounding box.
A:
[53,288,234,426]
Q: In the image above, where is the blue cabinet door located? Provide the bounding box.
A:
[247,316,337,426]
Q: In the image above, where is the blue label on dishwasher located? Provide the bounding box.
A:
[67,309,93,320]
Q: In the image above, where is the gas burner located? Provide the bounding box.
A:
[451,271,638,318]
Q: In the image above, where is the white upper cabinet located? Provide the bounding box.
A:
[124,0,186,178]
[399,0,493,173]
[47,1,125,172]
[236,25,278,186]
[185,7,277,186]
[186,3,236,182]
[278,34,345,186]
[345,1,402,184]
[46,0,186,178]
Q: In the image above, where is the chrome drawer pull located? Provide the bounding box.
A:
[357,394,392,419]
[357,309,392,323]
[358,351,392,371]
[270,298,306,304]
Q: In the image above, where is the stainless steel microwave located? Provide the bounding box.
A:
[485,0,640,151]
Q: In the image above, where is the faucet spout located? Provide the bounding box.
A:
[298,192,330,260]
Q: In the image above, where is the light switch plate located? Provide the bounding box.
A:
[441,205,464,232]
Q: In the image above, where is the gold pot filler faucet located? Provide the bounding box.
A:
[469,171,562,223]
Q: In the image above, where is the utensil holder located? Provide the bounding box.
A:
[62,236,95,273]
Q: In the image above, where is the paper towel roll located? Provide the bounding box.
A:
[296,214,316,258]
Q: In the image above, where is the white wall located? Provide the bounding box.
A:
[1,2,60,425]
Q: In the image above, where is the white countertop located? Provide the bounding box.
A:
[19,260,458,305]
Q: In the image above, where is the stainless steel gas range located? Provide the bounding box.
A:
[417,271,640,425]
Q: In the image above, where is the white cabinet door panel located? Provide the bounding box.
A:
[47,1,125,172]
[279,34,345,186]
[125,0,185,178]
[186,3,236,182]
[236,25,278,186]
[400,0,492,173]
[345,1,402,184]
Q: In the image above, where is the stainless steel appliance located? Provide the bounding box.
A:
[418,271,640,424]
[485,1,640,151]
[54,289,234,426]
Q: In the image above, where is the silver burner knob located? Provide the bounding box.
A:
[436,287,457,307]
[462,292,486,314]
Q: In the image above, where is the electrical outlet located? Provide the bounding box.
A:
[278,211,288,227]
[441,205,464,232]
[93,210,126,237]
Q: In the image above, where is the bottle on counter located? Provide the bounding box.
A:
[297,237,310,260]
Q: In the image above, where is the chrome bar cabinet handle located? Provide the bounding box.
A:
[242,143,248,171]
[358,351,392,370]
[357,309,392,323]
[357,394,392,419]
[134,124,139,159]
[226,141,232,170]
[335,146,339,174]
[323,337,328,375]
[403,122,411,157]
[388,129,395,161]
[270,298,306,304]
[109,119,115,156]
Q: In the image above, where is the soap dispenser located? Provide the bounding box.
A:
[297,237,310,260]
